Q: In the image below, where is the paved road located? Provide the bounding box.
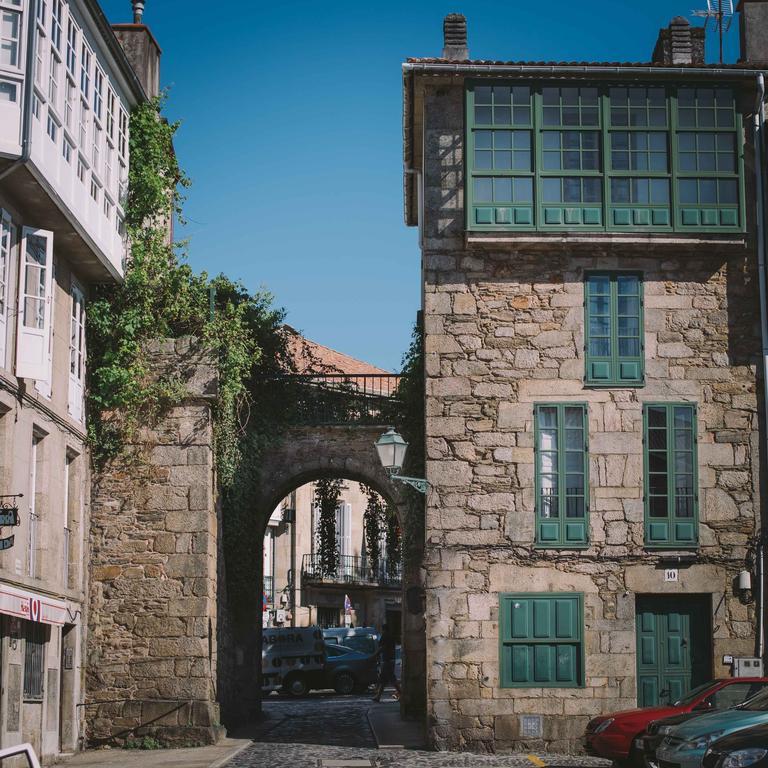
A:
[225,693,613,768]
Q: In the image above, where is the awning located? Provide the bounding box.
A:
[0,583,68,626]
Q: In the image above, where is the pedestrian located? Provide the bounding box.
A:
[371,623,401,702]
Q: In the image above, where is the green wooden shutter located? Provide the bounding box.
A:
[535,404,589,546]
[643,403,698,547]
[585,272,643,386]
[500,593,583,687]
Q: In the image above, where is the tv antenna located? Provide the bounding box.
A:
[692,0,734,64]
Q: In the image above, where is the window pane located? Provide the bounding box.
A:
[474,178,492,202]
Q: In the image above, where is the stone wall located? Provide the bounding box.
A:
[419,77,762,752]
[87,337,224,746]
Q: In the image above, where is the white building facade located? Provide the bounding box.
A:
[0,0,144,759]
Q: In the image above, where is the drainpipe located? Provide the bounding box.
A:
[405,168,423,249]
[0,0,37,183]
[754,72,767,663]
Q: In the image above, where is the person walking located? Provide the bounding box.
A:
[371,623,401,702]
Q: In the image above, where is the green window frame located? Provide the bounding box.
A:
[584,272,644,386]
[499,593,584,688]
[534,403,589,547]
[643,403,699,548]
[465,81,744,233]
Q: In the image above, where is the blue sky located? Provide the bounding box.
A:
[100,0,740,370]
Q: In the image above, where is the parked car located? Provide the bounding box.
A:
[642,681,768,768]
[656,687,768,768]
[702,723,768,768]
[323,626,379,655]
[323,642,378,694]
[585,679,768,765]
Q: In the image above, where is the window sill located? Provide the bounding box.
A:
[643,545,700,552]
[465,231,747,248]
[584,381,644,389]
[533,544,590,550]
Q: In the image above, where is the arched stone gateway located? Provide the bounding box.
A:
[86,343,425,745]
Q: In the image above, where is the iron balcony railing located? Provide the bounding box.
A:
[264,374,400,426]
[301,553,402,588]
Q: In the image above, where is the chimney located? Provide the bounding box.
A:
[738,0,768,64]
[442,14,468,61]
[112,1,161,99]
[652,17,705,65]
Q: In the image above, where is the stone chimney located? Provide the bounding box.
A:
[442,13,469,61]
[112,0,161,99]
[738,0,768,64]
[652,17,705,65]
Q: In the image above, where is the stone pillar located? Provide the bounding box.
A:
[86,337,223,746]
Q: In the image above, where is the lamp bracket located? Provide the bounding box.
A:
[391,475,429,494]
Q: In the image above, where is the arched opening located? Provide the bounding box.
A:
[262,476,402,632]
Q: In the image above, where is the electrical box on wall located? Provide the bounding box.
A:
[732,657,764,677]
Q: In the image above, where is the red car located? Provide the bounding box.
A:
[584,678,768,764]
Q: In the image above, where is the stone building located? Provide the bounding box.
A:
[0,0,154,759]
[263,479,402,631]
[404,7,768,753]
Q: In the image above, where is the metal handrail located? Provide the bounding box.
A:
[257,373,401,426]
[301,553,402,587]
[0,743,41,768]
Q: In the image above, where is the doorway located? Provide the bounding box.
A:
[635,595,711,706]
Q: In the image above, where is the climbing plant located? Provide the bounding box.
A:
[362,485,384,573]
[314,478,343,577]
[385,514,402,579]
[86,94,284,487]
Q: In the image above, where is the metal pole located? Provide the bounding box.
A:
[719,0,724,65]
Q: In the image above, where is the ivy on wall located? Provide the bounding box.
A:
[86,95,284,487]
[314,478,343,576]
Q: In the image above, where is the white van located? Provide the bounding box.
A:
[261,626,326,695]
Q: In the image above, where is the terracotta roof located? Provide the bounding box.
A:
[284,327,392,376]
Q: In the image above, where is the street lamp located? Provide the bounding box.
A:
[374,428,429,494]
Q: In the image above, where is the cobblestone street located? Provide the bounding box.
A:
[224,693,613,768]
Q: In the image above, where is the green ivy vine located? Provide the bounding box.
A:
[86,95,284,487]
[314,478,343,576]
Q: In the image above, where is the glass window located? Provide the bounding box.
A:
[0,80,17,102]
[466,82,742,232]
[584,272,643,385]
[500,593,583,687]
[0,9,20,67]
[80,42,90,98]
[23,234,48,329]
[542,131,600,171]
[611,132,668,172]
[609,86,667,127]
[50,0,62,50]
[542,177,601,204]
[474,129,531,171]
[535,404,588,546]
[474,84,532,126]
[93,67,103,121]
[644,403,698,547]
[678,87,735,129]
[66,17,77,74]
[542,86,599,127]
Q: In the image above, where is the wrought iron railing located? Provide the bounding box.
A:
[263,374,400,426]
[301,553,402,587]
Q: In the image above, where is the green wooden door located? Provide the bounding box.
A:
[636,597,711,707]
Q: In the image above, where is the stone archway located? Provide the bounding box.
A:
[87,349,425,743]
[244,424,425,721]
